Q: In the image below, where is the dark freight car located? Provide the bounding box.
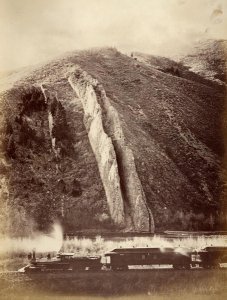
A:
[105,248,192,270]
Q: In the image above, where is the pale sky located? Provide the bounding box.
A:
[0,0,226,70]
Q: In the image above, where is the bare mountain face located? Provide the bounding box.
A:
[0,42,226,236]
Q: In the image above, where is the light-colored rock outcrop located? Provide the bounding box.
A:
[69,68,153,231]
[69,74,125,228]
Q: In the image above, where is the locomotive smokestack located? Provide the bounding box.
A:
[32,249,36,261]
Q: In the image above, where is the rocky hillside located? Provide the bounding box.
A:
[0,43,226,236]
[180,39,227,84]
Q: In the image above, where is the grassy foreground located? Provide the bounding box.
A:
[0,269,227,300]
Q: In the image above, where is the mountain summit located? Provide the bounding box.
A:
[0,42,226,235]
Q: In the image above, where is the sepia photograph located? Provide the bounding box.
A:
[0,0,227,299]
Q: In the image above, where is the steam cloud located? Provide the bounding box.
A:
[0,223,63,255]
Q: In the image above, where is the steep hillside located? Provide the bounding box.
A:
[0,46,225,236]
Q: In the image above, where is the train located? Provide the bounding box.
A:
[21,246,227,273]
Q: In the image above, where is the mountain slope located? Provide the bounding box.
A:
[180,39,227,84]
[0,46,225,235]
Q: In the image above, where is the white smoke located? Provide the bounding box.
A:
[0,223,63,255]
[61,235,227,256]
[1,225,227,257]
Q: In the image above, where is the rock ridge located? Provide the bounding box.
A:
[69,67,153,232]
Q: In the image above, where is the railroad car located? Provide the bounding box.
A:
[192,246,227,269]
[105,247,192,270]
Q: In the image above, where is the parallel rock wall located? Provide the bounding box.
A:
[69,68,153,232]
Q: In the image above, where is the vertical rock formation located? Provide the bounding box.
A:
[69,67,153,232]
[69,73,126,229]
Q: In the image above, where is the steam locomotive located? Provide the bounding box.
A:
[22,252,101,273]
[22,246,227,273]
